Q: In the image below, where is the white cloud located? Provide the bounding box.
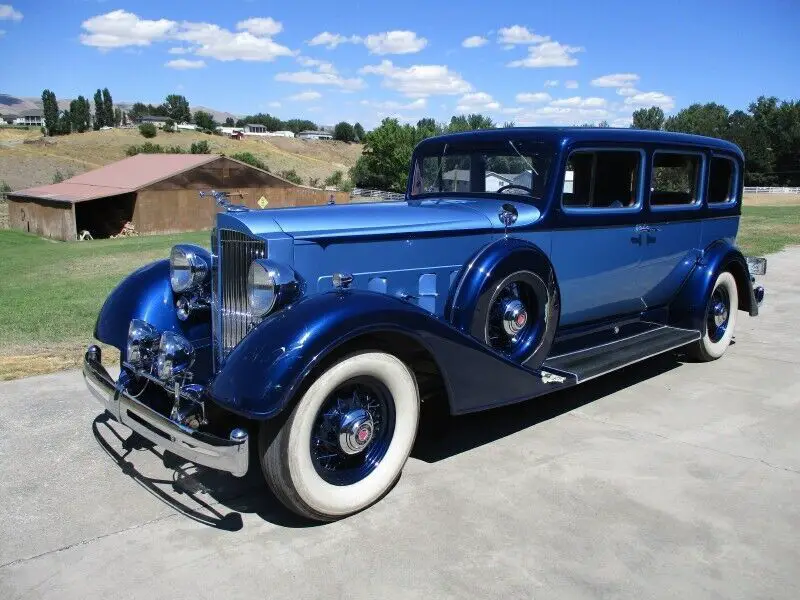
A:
[80,10,175,48]
[617,87,639,97]
[364,30,427,55]
[0,4,23,21]
[165,58,206,69]
[359,60,471,97]
[268,101,282,108]
[516,105,612,126]
[168,46,191,54]
[362,98,427,111]
[516,92,552,104]
[591,73,640,88]
[288,90,322,102]
[611,117,633,127]
[497,25,549,45]
[508,41,583,68]
[296,55,337,73]
[462,35,488,48]
[175,22,293,62]
[235,17,282,36]
[308,31,362,49]
[565,80,579,89]
[623,91,675,110]
[550,96,607,108]
[501,107,523,115]
[456,92,500,112]
[275,70,365,90]
[544,80,559,87]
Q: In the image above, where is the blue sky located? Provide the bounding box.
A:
[1,0,799,127]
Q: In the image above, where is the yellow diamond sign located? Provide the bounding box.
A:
[257,196,269,209]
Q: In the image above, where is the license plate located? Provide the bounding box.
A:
[746,256,767,276]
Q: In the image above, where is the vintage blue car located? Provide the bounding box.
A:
[84,127,766,521]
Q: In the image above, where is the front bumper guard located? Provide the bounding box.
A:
[83,346,249,477]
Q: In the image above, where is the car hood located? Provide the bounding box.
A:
[219,198,541,241]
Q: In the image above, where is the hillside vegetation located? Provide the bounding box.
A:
[0,128,363,190]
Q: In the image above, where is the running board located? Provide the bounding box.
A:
[543,325,700,383]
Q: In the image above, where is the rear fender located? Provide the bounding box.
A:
[669,239,757,331]
[209,290,552,419]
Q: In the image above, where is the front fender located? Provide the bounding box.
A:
[94,259,210,355]
[209,290,554,419]
[669,239,757,331]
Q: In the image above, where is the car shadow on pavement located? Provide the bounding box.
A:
[91,352,682,529]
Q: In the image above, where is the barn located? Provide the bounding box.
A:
[7,154,349,241]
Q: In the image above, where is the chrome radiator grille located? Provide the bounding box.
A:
[212,229,266,361]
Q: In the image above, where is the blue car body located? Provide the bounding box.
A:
[94,127,760,422]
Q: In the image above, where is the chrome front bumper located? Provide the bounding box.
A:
[83,346,249,477]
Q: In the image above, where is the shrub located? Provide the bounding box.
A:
[52,169,73,183]
[230,152,268,171]
[126,142,165,156]
[279,169,303,185]
[163,118,175,133]
[139,122,157,138]
[190,140,210,154]
[0,180,11,201]
[165,145,185,154]
[339,178,355,193]
[307,177,321,188]
[324,170,344,187]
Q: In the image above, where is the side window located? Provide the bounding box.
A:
[708,156,736,204]
[651,153,702,206]
[562,150,641,209]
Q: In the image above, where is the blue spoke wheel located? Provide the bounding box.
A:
[259,352,419,521]
[688,271,738,362]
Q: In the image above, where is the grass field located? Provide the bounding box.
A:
[0,128,363,191]
[0,205,797,380]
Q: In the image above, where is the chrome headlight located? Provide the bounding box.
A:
[126,319,159,368]
[155,331,194,380]
[170,245,209,293]
[247,260,298,318]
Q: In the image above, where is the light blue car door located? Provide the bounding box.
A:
[547,147,649,327]
[638,149,705,309]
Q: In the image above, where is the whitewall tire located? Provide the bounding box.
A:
[260,351,419,521]
[688,271,738,361]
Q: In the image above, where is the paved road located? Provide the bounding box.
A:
[1,249,799,600]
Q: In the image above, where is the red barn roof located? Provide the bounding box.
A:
[9,154,220,204]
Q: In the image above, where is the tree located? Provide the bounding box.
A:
[447,113,495,133]
[190,140,210,154]
[416,117,441,138]
[57,110,72,135]
[102,88,114,128]
[41,89,59,136]
[163,94,191,123]
[113,107,123,126]
[324,170,344,187]
[350,118,426,192]
[128,102,148,122]
[139,123,157,138]
[333,121,356,142]
[69,96,91,133]
[163,118,175,132]
[631,106,665,130]
[353,122,365,141]
[193,110,216,131]
[225,117,235,127]
[598,120,610,128]
[93,89,104,129]
[664,103,730,138]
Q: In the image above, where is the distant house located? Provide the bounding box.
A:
[12,109,44,127]
[138,115,168,127]
[246,123,267,134]
[297,130,333,140]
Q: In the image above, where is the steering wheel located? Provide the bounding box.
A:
[496,184,533,195]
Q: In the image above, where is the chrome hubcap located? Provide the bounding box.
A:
[338,408,375,455]
[502,299,528,337]
[712,300,728,327]
[707,286,731,343]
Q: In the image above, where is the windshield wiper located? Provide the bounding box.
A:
[508,140,538,176]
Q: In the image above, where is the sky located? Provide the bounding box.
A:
[1,0,799,128]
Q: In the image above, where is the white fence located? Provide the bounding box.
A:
[350,188,406,202]
[744,186,800,195]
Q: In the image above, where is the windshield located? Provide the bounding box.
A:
[410,140,553,201]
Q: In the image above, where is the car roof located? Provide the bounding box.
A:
[415,127,743,158]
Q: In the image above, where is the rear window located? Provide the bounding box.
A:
[708,156,737,204]
[651,153,702,206]
[562,150,642,209]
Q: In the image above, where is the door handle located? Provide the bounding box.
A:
[635,224,660,233]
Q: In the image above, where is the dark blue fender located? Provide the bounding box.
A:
[669,239,757,331]
[94,259,211,364]
[209,289,559,419]
[446,237,560,368]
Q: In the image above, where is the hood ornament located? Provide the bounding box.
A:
[200,190,249,213]
[498,203,518,237]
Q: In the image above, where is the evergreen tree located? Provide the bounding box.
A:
[102,88,114,128]
[41,89,59,136]
[93,89,103,129]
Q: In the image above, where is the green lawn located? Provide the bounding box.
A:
[0,205,797,379]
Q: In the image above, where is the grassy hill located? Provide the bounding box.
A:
[0,127,363,190]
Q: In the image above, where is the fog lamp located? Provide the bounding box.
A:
[155,331,195,380]
[126,319,159,368]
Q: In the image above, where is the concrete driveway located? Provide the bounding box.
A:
[1,248,799,600]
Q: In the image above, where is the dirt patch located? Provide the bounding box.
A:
[0,343,119,381]
[743,193,800,206]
